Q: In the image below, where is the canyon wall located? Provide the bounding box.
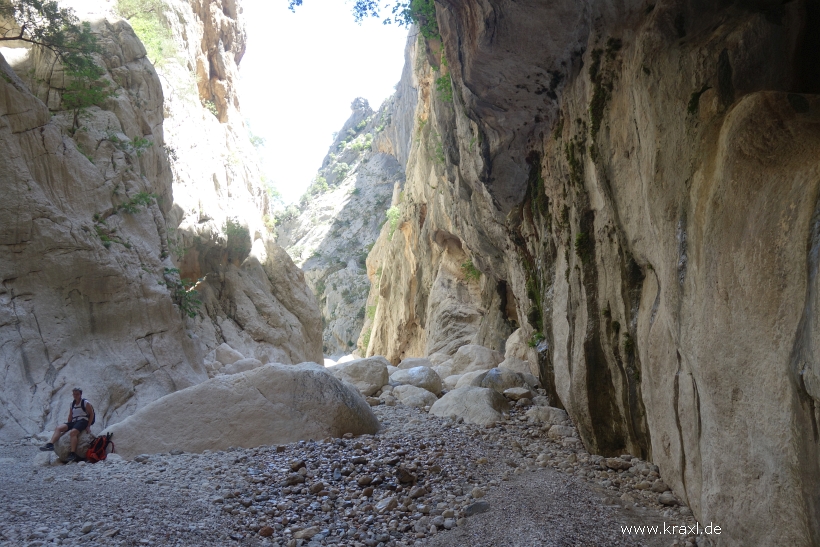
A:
[276,46,417,357]
[362,1,820,545]
[0,0,320,440]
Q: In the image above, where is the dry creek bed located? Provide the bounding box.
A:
[1,404,716,547]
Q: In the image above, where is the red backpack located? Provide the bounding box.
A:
[85,433,114,463]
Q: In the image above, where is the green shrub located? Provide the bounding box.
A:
[435,75,453,103]
[386,206,401,239]
[163,267,201,318]
[332,163,350,181]
[117,191,156,213]
[115,0,177,65]
[223,217,251,257]
[528,331,546,348]
[461,259,480,281]
[203,100,218,117]
[574,231,593,264]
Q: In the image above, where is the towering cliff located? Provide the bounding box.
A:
[0,0,321,440]
[276,47,417,357]
[362,1,820,545]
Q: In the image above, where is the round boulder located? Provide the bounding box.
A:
[390,366,442,395]
[393,385,438,408]
[480,368,529,393]
[429,386,509,426]
[455,370,490,389]
[55,430,94,462]
[328,356,390,396]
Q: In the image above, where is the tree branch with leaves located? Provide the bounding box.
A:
[0,0,115,128]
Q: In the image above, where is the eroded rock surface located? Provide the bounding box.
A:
[0,0,321,440]
[359,2,820,545]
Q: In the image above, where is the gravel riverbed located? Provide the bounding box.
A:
[0,405,712,547]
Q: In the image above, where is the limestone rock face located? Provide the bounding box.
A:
[215,343,244,366]
[152,0,323,367]
[276,41,418,358]
[429,386,509,426]
[359,2,820,544]
[222,358,263,376]
[328,356,390,396]
[0,16,204,440]
[103,363,380,458]
[389,366,442,395]
[0,0,321,440]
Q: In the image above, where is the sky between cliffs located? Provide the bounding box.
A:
[241,0,409,205]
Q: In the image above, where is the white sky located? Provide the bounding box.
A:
[239,0,409,205]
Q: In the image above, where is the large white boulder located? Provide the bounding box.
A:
[455,370,490,389]
[397,357,434,370]
[222,358,263,375]
[393,385,438,409]
[215,343,244,366]
[498,356,532,375]
[390,366,442,395]
[480,368,530,393]
[427,352,451,366]
[525,406,569,424]
[504,328,537,364]
[434,345,503,379]
[443,374,463,390]
[429,386,509,426]
[103,363,379,458]
[328,356,390,396]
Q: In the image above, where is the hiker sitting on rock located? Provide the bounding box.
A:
[40,387,95,462]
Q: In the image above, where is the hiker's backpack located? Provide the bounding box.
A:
[85,433,114,463]
[73,398,95,425]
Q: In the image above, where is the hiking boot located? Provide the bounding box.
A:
[39,443,54,452]
[66,452,78,463]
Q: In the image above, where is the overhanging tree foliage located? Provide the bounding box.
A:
[287,0,440,39]
[0,0,99,70]
[0,0,115,128]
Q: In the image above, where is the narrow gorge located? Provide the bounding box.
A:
[1,0,819,546]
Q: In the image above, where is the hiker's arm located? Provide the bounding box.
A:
[66,405,73,423]
[86,404,94,431]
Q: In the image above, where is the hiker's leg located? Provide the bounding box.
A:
[50,423,68,444]
[69,428,79,453]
